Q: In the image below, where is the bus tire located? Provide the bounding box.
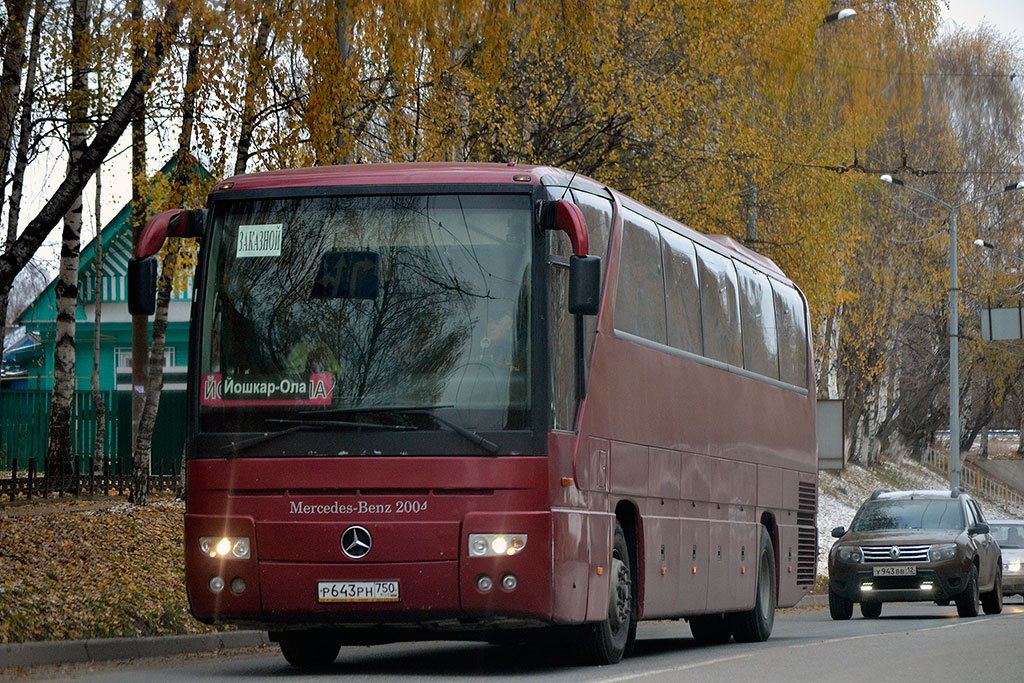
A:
[727,526,776,643]
[575,521,636,664]
[276,630,341,667]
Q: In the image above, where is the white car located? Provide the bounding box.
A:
[989,519,1024,600]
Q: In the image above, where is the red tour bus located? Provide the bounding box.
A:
[130,163,817,666]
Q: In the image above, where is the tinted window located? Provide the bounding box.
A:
[773,281,808,388]
[616,210,667,344]
[735,261,779,379]
[695,244,741,366]
[660,228,703,355]
[851,499,965,532]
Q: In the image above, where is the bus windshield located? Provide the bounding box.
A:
[199,193,532,433]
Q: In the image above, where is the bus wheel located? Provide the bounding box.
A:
[576,521,636,664]
[275,630,341,667]
[727,526,776,642]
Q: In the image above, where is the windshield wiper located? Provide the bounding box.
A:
[221,417,413,455]
[299,405,499,454]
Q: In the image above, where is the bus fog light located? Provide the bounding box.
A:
[230,578,247,594]
[477,575,494,592]
[467,534,528,557]
[500,573,518,591]
[209,576,225,593]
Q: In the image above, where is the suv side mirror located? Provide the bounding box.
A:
[831,526,846,538]
[969,522,990,536]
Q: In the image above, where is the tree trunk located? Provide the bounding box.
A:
[0,0,30,191]
[91,165,106,475]
[234,6,272,176]
[129,243,177,505]
[129,19,202,505]
[129,0,150,499]
[46,0,90,488]
[0,0,39,362]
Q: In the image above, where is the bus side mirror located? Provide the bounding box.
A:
[539,199,590,258]
[569,255,601,315]
[135,208,206,259]
[127,257,158,316]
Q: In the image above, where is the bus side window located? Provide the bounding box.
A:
[660,227,703,355]
[549,262,576,430]
[615,210,667,344]
[735,261,779,380]
[695,244,742,367]
[570,189,613,369]
[772,281,809,388]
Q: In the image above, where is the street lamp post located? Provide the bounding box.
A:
[880,175,1024,489]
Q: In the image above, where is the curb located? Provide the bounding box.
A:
[0,630,271,670]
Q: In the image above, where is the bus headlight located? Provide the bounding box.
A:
[199,536,251,559]
[467,534,527,557]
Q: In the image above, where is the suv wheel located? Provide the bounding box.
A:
[828,587,853,620]
[860,600,882,619]
[981,569,1003,615]
[955,568,980,618]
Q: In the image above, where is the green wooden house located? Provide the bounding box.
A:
[1,162,199,474]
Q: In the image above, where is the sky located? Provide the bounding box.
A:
[941,0,1024,38]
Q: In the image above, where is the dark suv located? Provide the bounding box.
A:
[828,489,1002,619]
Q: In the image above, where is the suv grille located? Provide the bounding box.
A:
[860,544,930,563]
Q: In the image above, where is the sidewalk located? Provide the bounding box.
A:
[0,630,271,670]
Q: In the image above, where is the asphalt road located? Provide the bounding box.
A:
[6,600,1024,682]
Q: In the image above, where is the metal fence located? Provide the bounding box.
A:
[922,447,1024,512]
[0,453,181,503]
[1,387,185,470]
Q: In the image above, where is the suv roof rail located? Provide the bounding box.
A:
[870,489,889,500]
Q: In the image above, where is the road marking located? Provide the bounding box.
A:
[595,611,1023,682]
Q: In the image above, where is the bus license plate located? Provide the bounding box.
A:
[872,566,916,577]
[317,580,400,603]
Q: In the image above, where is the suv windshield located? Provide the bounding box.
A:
[200,193,532,433]
[850,499,965,533]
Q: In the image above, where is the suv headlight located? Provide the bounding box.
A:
[929,543,957,562]
[837,546,862,563]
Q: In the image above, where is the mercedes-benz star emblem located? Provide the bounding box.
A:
[889,545,901,560]
[341,525,372,559]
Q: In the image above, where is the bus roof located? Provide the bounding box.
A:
[214,162,567,192]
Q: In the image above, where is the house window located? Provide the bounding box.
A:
[115,346,176,371]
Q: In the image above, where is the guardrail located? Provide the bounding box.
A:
[922,448,1024,512]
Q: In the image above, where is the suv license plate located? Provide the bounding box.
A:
[872,566,917,577]
[318,580,400,603]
